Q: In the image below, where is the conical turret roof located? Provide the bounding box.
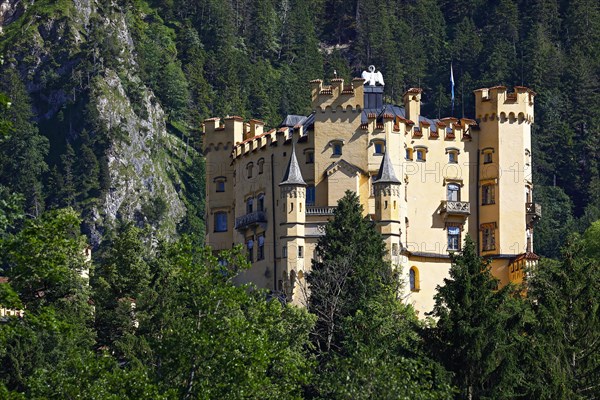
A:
[375,148,401,185]
[279,141,306,186]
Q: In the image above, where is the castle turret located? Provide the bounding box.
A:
[474,86,539,285]
[373,148,403,264]
[279,141,306,301]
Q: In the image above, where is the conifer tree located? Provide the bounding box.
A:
[428,235,528,399]
[308,191,453,399]
[524,230,600,399]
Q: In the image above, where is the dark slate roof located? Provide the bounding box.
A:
[375,149,401,184]
[361,104,439,132]
[279,143,306,186]
[279,113,315,131]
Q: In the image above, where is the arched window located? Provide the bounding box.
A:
[246,162,254,178]
[246,197,254,214]
[409,267,420,291]
[257,194,265,211]
[257,158,265,174]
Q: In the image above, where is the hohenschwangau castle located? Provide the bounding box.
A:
[203,68,541,316]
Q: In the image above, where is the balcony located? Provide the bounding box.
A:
[526,202,542,225]
[306,206,336,216]
[440,200,471,216]
[235,211,267,230]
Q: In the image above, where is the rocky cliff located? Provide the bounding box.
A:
[0,0,195,244]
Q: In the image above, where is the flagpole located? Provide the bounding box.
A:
[450,62,455,117]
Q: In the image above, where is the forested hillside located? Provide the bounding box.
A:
[1,0,599,255]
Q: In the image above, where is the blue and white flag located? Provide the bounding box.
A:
[450,63,455,115]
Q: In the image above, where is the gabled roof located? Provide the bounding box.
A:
[279,142,306,186]
[325,159,365,177]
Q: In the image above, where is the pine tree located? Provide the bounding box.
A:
[308,191,453,398]
[524,231,600,399]
[428,235,528,399]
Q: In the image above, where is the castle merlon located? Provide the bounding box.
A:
[474,86,535,123]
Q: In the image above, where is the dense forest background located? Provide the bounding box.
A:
[1,0,599,256]
[0,1,600,398]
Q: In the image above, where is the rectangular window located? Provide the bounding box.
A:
[482,184,495,205]
[257,235,265,260]
[482,226,496,251]
[298,246,304,258]
[448,227,460,251]
[448,152,457,164]
[374,142,384,154]
[216,180,225,192]
[214,212,227,232]
[405,148,413,160]
[306,185,316,206]
[447,183,460,202]
[483,151,493,164]
[333,144,342,155]
[246,198,253,214]
[282,245,288,258]
[416,149,425,161]
[306,151,314,164]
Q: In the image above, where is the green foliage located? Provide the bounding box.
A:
[428,236,529,399]
[524,233,600,399]
[308,191,453,398]
[0,69,48,217]
[128,239,315,399]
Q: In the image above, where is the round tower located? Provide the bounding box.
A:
[279,141,306,301]
[373,148,403,265]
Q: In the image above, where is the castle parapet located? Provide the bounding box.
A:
[310,77,364,111]
[474,86,535,124]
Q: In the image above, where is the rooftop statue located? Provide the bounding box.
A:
[361,65,385,86]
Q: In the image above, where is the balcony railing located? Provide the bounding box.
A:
[306,206,336,216]
[235,211,267,230]
[440,200,471,215]
[526,202,542,218]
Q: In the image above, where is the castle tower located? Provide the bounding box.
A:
[279,141,307,302]
[474,86,540,285]
[203,116,244,253]
[373,147,403,266]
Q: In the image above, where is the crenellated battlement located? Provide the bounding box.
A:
[310,77,365,111]
[203,116,276,155]
[474,86,535,124]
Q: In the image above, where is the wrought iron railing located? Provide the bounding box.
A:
[235,211,267,230]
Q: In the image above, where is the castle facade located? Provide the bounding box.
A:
[203,70,540,315]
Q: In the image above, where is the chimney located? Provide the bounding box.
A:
[403,88,422,122]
